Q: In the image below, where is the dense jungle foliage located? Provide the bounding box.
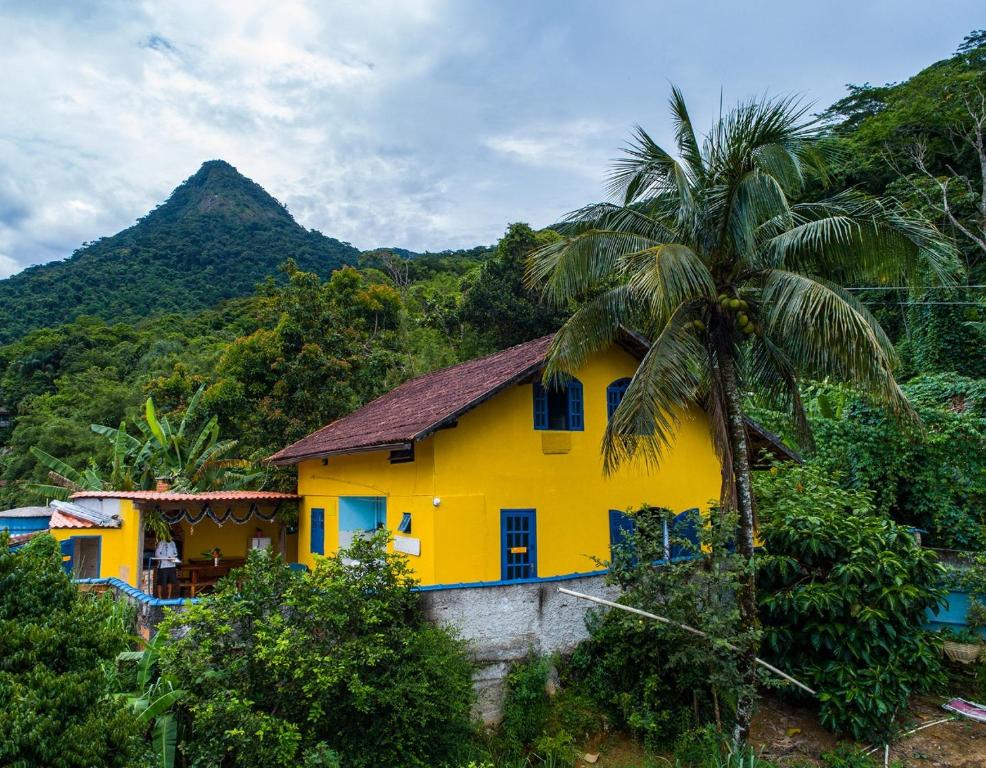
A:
[0,532,142,767]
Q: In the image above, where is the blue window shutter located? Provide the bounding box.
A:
[533,383,548,430]
[607,378,631,419]
[669,508,700,560]
[567,379,584,430]
[608,509,636,555]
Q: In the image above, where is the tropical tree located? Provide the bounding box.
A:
[30,385,262,499]
[526,88,956,741]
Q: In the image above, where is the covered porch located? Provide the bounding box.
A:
[137,491,300,597]
[52,490,300,597]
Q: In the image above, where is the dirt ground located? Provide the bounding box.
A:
[578,691,986,767]
[752,694,986,768]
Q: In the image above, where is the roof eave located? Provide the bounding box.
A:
[268,441,414,467]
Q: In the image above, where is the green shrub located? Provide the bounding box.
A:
[501,653,553,751]
[673,734,778,768]
[158,532,475,768]
[569,507,750,750]
[808,374,986,549]
[0,532,141,767]
[757,463,947,742]
[819,745,878,767]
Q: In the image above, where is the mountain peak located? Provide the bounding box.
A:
[148,160,294,225]
[0,161,360,343]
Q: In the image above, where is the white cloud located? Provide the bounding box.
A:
[0,254,19,279]
[485,120,618,176]
[0,0,980,276]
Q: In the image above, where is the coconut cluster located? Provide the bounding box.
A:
[716,293,761,337]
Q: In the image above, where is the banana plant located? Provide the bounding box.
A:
[117,633,185,768]
[28,386,264,503]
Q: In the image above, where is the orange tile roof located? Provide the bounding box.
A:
[69,490,300,503]
[49,508,95,528]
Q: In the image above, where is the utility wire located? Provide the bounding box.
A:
[860,301,983,306]
[844,285,986,291]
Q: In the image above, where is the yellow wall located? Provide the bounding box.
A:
[49,499,141,584]
[177,513,297,563]
[296,345,723,586]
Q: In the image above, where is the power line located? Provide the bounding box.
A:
[860,301,984,306]
[844,285,986,291]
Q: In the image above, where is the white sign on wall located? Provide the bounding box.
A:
[393,536,421,557]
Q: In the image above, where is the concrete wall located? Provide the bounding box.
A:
[420,572,618,723]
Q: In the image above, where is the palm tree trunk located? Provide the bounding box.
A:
[719,351,759,744]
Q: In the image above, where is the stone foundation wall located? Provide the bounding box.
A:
[419,572,618,723]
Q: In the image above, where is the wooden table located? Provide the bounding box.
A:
[179,558,246,597]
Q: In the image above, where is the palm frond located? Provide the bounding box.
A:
[762,269,913,417]
[603,303,706,474]
[606,124,697,218]
[766,191,960,284]
[526,229,661,305]
[542,286,638,381]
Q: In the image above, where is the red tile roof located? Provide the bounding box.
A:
[69,490,300,503]
[50,508,95,528]
[269,334,559,464]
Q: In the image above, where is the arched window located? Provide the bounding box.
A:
[606,378,632,419]
[533,376,584,431]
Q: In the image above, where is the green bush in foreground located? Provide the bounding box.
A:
[757,463,946,742]
[158,532,475,768]
[0,532,141,768]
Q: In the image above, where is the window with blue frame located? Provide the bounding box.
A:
[533,376,584,431]
[606,378,632,419]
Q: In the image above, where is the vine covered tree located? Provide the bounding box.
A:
[527,88,955,740]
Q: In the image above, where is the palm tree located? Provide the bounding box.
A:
[526,89,956,741]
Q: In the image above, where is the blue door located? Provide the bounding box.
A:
[60,538,74,575]
[608,509,636,558]
[501,509,537,581]
[310,508,325,556]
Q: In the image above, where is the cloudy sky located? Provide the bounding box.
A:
[0,1,980,278]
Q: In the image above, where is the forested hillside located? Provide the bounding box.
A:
[0,160,361,343]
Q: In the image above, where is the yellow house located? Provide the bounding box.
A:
[270,334,793,587]
[47,490,299,596]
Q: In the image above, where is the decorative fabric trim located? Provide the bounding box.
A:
[159,502,281,526]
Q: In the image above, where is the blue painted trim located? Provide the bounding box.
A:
[72,556,706,601]
[74,577,199,607]
[415,567,608,592]
[415,554,703,592]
